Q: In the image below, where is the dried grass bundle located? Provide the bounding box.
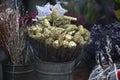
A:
[0,2,25,64]
[0,3,8,52]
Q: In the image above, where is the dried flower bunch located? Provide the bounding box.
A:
[26,9,90,49]
[26,8,90,62]
[0,2,25,65]
[90,21,120,57]
[89,36,120,80]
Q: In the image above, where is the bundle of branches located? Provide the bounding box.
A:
[0,2,26,65]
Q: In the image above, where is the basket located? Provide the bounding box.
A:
[2,64,35,80]
[28,36,82,62]
[35,58,74,80]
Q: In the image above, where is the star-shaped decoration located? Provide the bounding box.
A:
[44,2,53,11]
[52,3,68,16]
[36,5,52,18]
[36,3,68,18]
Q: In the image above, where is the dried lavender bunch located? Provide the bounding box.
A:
[90,21,120,60]
[115,45,120,58]
[89,36,119,80]
[0,2,25,65]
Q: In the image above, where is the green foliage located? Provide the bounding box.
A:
[61,0,81,16]
[115,0,120,4]
[61,0,99,24]
[81,0,98,24]
[115,9,120,21]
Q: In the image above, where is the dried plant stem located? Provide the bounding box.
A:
[105,36,113,65]
[0,2,25,65]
